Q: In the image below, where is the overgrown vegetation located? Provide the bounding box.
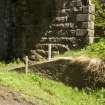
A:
[92,0,105,36]
[0,71,105,105]
[92,0,105,27]
[0,60,23,72]
[62,39,105,59]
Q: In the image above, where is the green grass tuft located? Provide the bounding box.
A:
[0,71,105,105]
[60,39,105,59]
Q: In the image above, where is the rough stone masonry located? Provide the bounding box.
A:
[0,0,95,61]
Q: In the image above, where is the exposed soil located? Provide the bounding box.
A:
[0,86,34,105]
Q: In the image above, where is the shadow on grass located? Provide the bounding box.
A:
[12,58,105,89]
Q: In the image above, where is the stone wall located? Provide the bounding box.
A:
[28,0,95,60]
[0,0,95,61]
[39,0,95,46]
[0,0,8,59]
[0,0,16,60]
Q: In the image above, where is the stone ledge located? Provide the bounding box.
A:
[76,14,95,22]
[83,5,95,14]
[82,22,94,29]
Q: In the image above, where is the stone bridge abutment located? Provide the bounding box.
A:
[0,0,95,61]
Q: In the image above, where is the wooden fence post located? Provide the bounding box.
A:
[48,44,52,61]
[25,56,28,74]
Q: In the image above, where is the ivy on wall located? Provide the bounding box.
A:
[92,0,105,36]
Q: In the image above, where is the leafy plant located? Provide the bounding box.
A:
[83,39,105,58]
[60,39,105,59]
[92,0,105,36]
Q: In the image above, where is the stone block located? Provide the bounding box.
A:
[76,0,82,7]
[64,23,70,28]
[71,1,77,7]
[55,16,68,22]
[68,30,76,36]
[69,23,74,29]
[88,29,94,44]
[77,7,83,12]
[68,14,76,22]
[89,14,95,21]
[73,7,78,12]
[72,6,82,12]
[77,14,88,21]
[76,29,88,36]
[83,5,95,14]
[82,22,94,29]
[88,29,94,37]
[76,14,95,22]
[88,37,94,44]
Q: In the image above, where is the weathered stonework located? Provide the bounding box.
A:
[35,0,95,59]
[0,0,8,59]
[0,0,95,61]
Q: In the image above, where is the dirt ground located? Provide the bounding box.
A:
[0,86,34,105]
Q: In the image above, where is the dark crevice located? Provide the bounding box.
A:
[82,0,88,6]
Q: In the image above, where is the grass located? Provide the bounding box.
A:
[58,39,105,59]
[59,50,84,57]
[0,42,105,105]
[0,60,24,72]
[0,70,105,105]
